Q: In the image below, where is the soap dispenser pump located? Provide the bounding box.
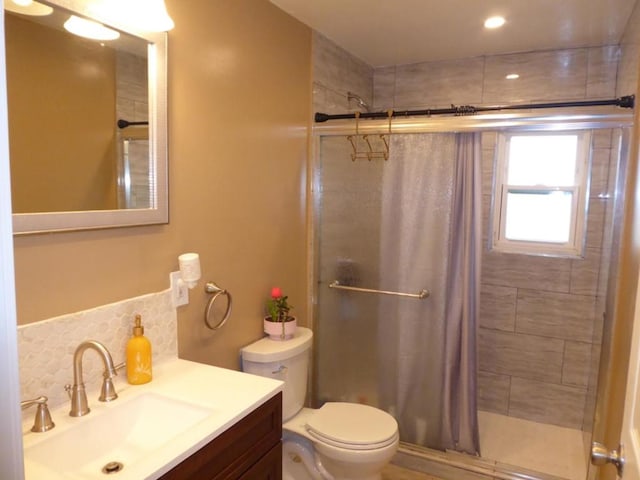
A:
[126,314,152,385]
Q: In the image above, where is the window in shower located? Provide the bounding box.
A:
[491,131,591,257]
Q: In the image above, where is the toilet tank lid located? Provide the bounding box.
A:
[241,326,313,363]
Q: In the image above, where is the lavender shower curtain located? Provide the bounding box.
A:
[441,132,482,455]
[315,131,481,454]
[375,132,481,453]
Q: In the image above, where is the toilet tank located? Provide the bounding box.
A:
[241,327,313,421]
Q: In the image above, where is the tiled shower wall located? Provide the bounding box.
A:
[373,46,625,431]
[116,50,150,208]
[313,32,373,115]
[313,17,640,431]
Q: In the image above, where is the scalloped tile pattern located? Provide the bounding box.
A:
[18,289,177,412]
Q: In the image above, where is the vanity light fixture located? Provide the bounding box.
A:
[64,15,120,41]
[5,0,53,16]
[135,0,174,32]
[89,0,174,33]
[505,73,520,80]
[484,16,506,29]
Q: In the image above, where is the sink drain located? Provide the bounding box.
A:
[102,461,124,474]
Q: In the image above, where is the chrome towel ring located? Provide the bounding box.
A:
[204,281,232,331]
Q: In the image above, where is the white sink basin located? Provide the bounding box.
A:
[25,393,213,479]
[22,359,283,480]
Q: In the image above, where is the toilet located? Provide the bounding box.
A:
[241,327,399,480]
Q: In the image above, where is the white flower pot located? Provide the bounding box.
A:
[263,316,297,340]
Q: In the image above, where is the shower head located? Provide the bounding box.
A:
[347,91,370,112]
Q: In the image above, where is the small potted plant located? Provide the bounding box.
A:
[264,287,297,340]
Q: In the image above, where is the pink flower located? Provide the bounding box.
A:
[266,287,293,322]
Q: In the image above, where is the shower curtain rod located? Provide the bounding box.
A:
[117,119,149,129]
[314,95,635,123]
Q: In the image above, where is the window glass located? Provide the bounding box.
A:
[492,130,590,257]
[504,190,573,243]
[507,135,578,186]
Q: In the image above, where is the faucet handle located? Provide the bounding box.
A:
[21,396,55,432]
[99,361,124,402]
[99,374,118,402]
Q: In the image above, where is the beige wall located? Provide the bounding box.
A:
[12,0,312,370]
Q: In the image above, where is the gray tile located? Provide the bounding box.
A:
[570,248,601,296]
[618,42,640,96]
[482,49,588,104]
[478,371,510,414]
[583,389,596,433]
[394,57,484,109]
[509,377,586,429]
[312,31,373,109]
[586,46,620,99]
[480,285,516,332]
[516,289,595,343]
[479,329,564,383]
[481,251,571,292]
[592,129,613,149]
[482,194,493,246]
[562,341,592,387]
[481,148,495,196]
[481,132,497,151]
[592,306,606,344]
[373,66,396,109]
[582,343,602,431]
[585,199,606,250]
[590,148,612,199]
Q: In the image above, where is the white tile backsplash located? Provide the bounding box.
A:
[18,288,177,412]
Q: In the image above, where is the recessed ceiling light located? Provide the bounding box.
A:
[484,16,506,29]
[505,73,520,80]
[64,15,120,41]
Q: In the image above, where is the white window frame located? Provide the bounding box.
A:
[491,130,591,258]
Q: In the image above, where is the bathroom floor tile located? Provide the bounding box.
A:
[383,464,444,480]
[478,410,587,480]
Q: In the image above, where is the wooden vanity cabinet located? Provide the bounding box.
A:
[158,392,282,480]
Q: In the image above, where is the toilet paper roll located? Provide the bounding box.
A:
[178,252,201,288]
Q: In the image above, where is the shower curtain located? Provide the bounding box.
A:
[441,133,481,455]
[316,132,481,454]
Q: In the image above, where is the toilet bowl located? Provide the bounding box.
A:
[283,405,399,480]
[241,327,399,480]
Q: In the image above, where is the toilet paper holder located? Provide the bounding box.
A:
[204,282,232,331]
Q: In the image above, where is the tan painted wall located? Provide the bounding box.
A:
[12,0,312,370]
[7,14,118,213]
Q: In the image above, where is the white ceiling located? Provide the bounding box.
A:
[270,0,638,67]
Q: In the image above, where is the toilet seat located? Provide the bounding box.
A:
[305,402,398,451]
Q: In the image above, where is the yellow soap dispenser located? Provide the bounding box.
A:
[126,314,152,385]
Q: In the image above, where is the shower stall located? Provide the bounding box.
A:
[310,111,633,480]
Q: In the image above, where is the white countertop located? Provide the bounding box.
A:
[22,358,283,479]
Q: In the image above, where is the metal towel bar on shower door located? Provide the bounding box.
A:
[328,280,429,299]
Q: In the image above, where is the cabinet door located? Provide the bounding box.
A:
[159,393,282,480]
[238,443,282,480]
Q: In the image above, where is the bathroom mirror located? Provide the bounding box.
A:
[7,0,168,234]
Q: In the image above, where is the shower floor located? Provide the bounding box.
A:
[479,410,589,480]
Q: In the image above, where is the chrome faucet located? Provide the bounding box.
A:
[65,340,118,417]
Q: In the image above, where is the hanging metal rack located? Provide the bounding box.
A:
[346,110,393,161]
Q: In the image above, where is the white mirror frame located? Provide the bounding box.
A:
[11,1,168,235]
